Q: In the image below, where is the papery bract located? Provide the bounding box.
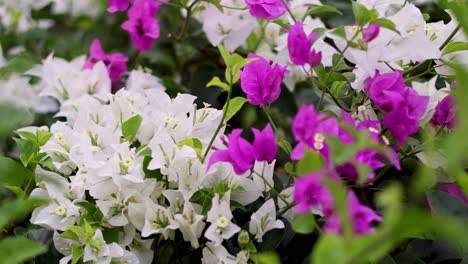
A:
[430,95,456,129]
[240,53,288,106]
[324,191,382,235]
[252,124,277,162]
[208,130,255,175]
[121,0,162,51]
[439,184,468,206]
[287,21,321,66]
[363,24,380,43]
[107,0,133,13]
[293,171,333,214]
[364,71,406,112]
[245,0,287,20]
[83,39,128,81]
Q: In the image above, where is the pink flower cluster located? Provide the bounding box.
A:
[108,0,163,51]
[364,71,429,147]
[290,105,401,235]
[83,39,128,81]
[208,124,277,174]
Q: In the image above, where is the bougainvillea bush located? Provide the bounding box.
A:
[1,0,468,263]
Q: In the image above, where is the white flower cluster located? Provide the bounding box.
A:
[20,54,285,263]
[0,0,101,32]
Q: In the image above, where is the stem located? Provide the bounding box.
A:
[253,170,293,209]
[262,106,278,132]
[201,70,233,162]
[280,0,297,22]
[176,0,200,41]
[439,25,461,51]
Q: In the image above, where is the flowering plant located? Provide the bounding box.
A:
[1,0,468,263]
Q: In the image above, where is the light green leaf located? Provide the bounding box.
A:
[177,138,203,158]
[291,214,316,234]
[0,237,47,264]
[443,41,468,55]
[71,245,84,264]
[0,199,40,230]
[296,150,324,176]
[371,18,399,33]
[352,2,376,27]
[0,103,34,136]
[206,76,230,92]
[304,5,342,18]
[122,115,142,143]
[252,252,281,264]
[223,97,249,121]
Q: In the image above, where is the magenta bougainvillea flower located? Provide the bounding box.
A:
[208,124,278,174]
[240,53,288,106]
[121,0,162,51]
[364,71,429,147]
[364,71,406,112]
[287,21,322,66]
[338,111,401,182]
[430,95,456,129]
[293,171,333,214]
[324,191,382,235]
[438,184,468,206]
[208,130,255,174]
[252,124,277,162]
[107,0,133,13]
[83,39,128,81]
[362,24,380,42]
[245,0,287,20]
[291,105,339,160]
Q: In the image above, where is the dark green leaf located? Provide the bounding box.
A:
[0,157,33,187]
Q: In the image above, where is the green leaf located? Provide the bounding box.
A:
[272,19,291,29]
[0,55,36,78]
[60,230,80,241]
[352,2,376,27]
[177,138,203,158]
[371,18,399,33]
[71,245,84,264]
[103,228,121,244]
[330,81,347,97]
[291,214,316,234]
[253,252,281,264]
[0,199,40,230]
[122,115,142,143]
[206,76,230,92]
[443,41,468,55]
[278,139,292,154]
[427,190,468,217]
[217,45,231,66]
[304,5,342,17]
[0,103,34,136]
[77,201,103,225]
[312,234,347,264]
[0,237,47,264]
[189,189,214,214]
[223,97,249,121]
[0,157,33,187]
[296,150,324,176]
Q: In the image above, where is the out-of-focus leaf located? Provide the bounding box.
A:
[0,237,47,264]
[0,157,33,187]
[0,103,34,136]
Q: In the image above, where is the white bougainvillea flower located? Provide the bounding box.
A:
[205,192,240,245]
[249,199,284,242]
[174,201,206,249]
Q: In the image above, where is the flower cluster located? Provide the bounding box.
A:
[5,0,467,263]
[20,51,287,263]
